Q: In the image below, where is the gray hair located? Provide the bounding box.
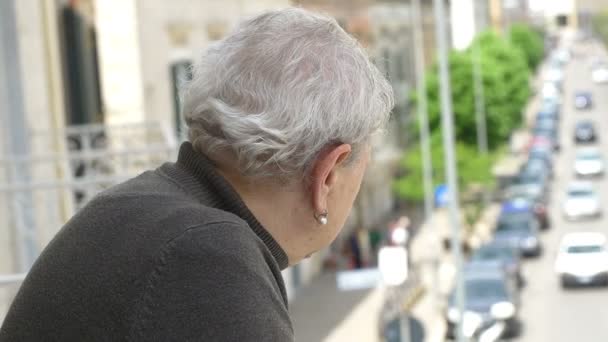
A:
[182,7,394,180]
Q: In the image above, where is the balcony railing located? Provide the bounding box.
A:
[0,121,178,320]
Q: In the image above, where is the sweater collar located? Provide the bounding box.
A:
[171,142,289,270]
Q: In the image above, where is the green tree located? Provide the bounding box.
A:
[415,40,525,149]
[473,31,530,128]
[508,24,544,71]
[398,30,532,203]
[393,133,496,202]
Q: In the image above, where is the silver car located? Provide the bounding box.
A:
[574,148,605,178]
[555,232,608,287]
[562,182,602,220]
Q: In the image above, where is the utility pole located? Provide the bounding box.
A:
[411,0,434,222]
[472,0,488,156]
[0,0,38,271]
[472,0,489,206]
[433,1,466,342]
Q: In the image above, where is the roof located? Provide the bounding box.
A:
[501,199,532,214]
[463,263,508,281]
[560,232,606,247]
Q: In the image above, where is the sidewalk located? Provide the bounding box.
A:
[408,205,500,342]
[289,272,383,342]
[289,204,500,342]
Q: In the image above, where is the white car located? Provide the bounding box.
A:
[592,67,608,84]
[555,232,608,287]
[555,49,571,65]
[574,148,605,178]
[562,182,602,220]
[544,69,563,85]
[541,82,560,100]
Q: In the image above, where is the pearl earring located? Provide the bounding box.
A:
[315,210,328,225]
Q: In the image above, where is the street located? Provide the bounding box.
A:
[515,41,608,342]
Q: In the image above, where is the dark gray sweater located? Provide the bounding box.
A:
[0,142,294,342]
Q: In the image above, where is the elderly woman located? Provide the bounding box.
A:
[0,8,393,342]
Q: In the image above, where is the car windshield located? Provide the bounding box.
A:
[577,151,601,160]
[566,245,604,254]
[497,217,532,232]
[534,128,554,135]
[530,148,551,156]
[568,189,593,197]
[539,105,558,114]
[516,174,542,184]
[473,246,514,261]
[465,278,508,299]
[576,123,593,130]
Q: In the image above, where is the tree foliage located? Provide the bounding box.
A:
[393,133,496,202]
[508,23,544,71]
[396,27,539,202]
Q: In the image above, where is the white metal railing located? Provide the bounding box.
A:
[0,274,26,287]
[0,121,178,313]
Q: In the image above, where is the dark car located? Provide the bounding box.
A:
[538,99,560,120]
[535,115,558,128]
[471,243,523,286]
[574,120,597,143]
[493,212,542,257]
[502,197,550,230]
[446,267,521,339]
[533,120,560,150]
[536,111,559,124]
[521,157,553,180]
[505,172,549,205]
[528,145,554,169]
[574,91,593,110]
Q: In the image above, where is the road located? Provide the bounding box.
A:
[515,41,608,342]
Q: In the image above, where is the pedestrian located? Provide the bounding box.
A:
[0,7,393,342]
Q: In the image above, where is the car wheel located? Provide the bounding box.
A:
[503,318,522,338]
[561,277,570,289]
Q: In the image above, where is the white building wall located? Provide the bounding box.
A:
[451,0,476,50]
[132,0,290,136]
[12,0,69,253]
[95,0,146,125]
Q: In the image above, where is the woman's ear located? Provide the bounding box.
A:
[309,144,352,216]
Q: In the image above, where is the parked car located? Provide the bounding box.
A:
[545,66,564,86]
[536,114,558,126]
[521,157,553,181]
[592,64,608,84]
[506,171,549,204]
[555,232,608,288]
[574,147,604,178]
[528,145,554,169]
[502,197,550,230]
[541,81,561,99]
[574,91,593,110]
[471,243,523,286]
[574,120,597,143]
[538,98,561,119]
[528,135,554,152]
[533,119,560,151]
[493,212,542,257]
[562,182,602,220]
[555,48,571,65]
[446,266,520,339]
[468,242,523,285]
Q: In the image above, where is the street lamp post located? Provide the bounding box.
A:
[472,0,488,156]
[0,0,37,272]
[411,0,434,223]
[472,0,489,205]
[433,1,466,342]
